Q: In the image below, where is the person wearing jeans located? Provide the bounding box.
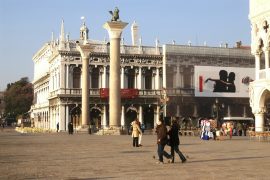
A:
[168,119,187,163]
[155,119,171,164]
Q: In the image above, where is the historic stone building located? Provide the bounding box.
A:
[249,0,270,132]
[30,19,255,132]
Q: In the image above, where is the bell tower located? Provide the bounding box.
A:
[80,17,89,43]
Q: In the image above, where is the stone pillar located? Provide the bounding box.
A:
[176,65,180,88]
[243,106,247,117]
[176,105,180,117]
[139,105,143,124]
[255,112,264,132]
[65,105,69,131]
[60,63,65,89]
[102,105,107,128]
[77,45,92,127]
[255,51,261,80]
[138,67,142,89]
[155,105,160,125]
[121,67,124,88]
[193,104,198,117]
[227,105,231,117]
[121,106,125,127]
[265,46,270,69]
[66,65,69,88]
[102,66,107,88]
[265,46,270,78]
[180,67,184,87]
[155,68,160,90]
[162,45,166,89]
[103,21,128,128]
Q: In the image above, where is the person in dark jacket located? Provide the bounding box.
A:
[155,119,171,164]
[168,119,187,163]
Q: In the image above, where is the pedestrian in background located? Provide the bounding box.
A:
[136,119,143,146]
[56,122,59,133]
[68,122,73,135]
[131,119,142,147]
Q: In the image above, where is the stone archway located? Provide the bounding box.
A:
[90,106,102,129]
[70,105,81,130]
[251,88,270,131]
[126,106,138,126]
[143,105,154,129]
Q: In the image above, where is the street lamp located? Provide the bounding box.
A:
[213,98,225,127]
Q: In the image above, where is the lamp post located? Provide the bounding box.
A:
[213,98,224,127]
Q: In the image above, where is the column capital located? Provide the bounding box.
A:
[255,49,263,56]
[263,46,270,52]
[252,107,266,114]
[76,44,92,59]
[103,21,128,39]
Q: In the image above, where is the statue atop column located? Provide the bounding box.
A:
[109,7,120,22]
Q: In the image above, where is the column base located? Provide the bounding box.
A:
[95,126,125,135]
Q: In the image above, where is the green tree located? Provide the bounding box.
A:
[4,77,33,120]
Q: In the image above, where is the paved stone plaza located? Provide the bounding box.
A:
[0,128,270,180]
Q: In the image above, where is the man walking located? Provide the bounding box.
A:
[155,119,171,164]
[168,119,187,163]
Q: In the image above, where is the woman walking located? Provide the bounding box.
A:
[168,119,187,163]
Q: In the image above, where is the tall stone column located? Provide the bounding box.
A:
[121,105,125,127]
[138,67,142,89]
[103,21,128,128]
[156,68,160,89]
[176,65,180,88]
[102,105,107,128]
[77,45,92,127]
[139,105,143,124]
[265,46,270,69]
[121,67,124,88]
[102,66,107,88]
[155,105,160,125]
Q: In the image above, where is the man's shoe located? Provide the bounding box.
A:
[182,159,187,163]
[156,161,164,164]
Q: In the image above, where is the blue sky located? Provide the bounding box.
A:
[0,0,250,91]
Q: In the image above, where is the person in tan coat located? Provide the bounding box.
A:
[131,119,142,147]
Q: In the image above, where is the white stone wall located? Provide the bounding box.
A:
[249,0,270,132]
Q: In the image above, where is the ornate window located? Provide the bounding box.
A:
[145,69,152,89]
[91,67,99,88]
[127,68,135,88]
[73,67,81,88]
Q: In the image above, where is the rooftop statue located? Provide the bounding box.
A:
[109,7,120,22]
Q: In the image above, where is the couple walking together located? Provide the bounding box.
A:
[156,119,186,164]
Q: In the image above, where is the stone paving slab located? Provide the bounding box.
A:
[0,128,270,180]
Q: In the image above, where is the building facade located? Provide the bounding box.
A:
[31,19,255,132]
[249,0,270,132]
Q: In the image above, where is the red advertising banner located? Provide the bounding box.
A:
[100,88,139,98]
